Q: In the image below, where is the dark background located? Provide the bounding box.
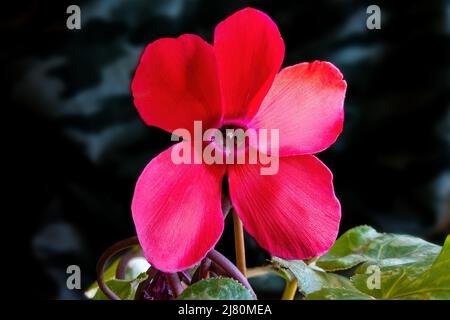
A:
[4,0,449,299]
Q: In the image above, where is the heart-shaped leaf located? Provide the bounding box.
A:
[316,225,441,272]
[350,235,450,299]
[304,227,449,300]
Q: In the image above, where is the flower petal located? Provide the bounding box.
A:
[214,7,285,122]
[249,61,346,155]
[131,143,226,272]
[131,34,222,134]
[228,155,341,260]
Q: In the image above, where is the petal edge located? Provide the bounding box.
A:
[214,7,285,122]
[131,34,222,134]
[228,155,341,260]
[131,143,226,272]
[249,61,346,155]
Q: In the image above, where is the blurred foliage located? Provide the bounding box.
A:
[177,278,254,300]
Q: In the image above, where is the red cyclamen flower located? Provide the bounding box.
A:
[131,8,346,272]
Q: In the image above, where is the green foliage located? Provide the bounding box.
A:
[177,278,254,300]
[305,288,374,300]
[272,226,449,300]
[88,226,449,300]
[93,272,148,300]
[272,257,356,295]
[85,246,149,299]
[317,226,441,271]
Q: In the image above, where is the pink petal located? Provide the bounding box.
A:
[249,61,347,155]
[131,34,222,134]
[131,143,226,272]
[228,155,341,260]
[214,7,285,122]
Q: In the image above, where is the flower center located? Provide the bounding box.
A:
[211,123,248,156]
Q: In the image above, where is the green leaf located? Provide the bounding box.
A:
[305,288,374,300]
[93,272,148,300]
[272,257,358,295]
[84,246,149,299]
[177,278,254,300]
[316,225,379,271]
[350,235,450,299]
[85,259,120,298]
[278,227,449,300]
[317,225,441,271]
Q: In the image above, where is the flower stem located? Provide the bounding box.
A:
[191,258,211,283]
[281,278,298,300]
[165,273,184,297]
[207,250,256,299]
[96,236,140,300]
[232,209,247,277]
[247,265,272,278]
